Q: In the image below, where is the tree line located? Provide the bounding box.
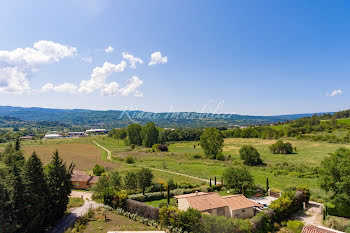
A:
[0,139,73,233]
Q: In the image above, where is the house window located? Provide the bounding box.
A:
[242,209,245,213]
[76,182,80,187]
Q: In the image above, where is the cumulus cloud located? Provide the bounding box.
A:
[122,52,143,69]
[327,89,343,97]
[41,82,77,94]
[0,67,30,94]
[81,56,93,63]
[0,40,77,94]
[148,51,168,66]
[119,76,143,96]
[105,46,114,53]
[78,61,127,94]
[0,40,76,67]
[101,82,119,96]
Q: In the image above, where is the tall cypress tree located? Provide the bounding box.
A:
[47,150,74,223]
[23,152,49,232]
[0,182,16,233]
[15,137,21,151]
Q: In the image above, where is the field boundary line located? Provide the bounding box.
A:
[92,141,111,160]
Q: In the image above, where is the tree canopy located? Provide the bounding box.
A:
[223,166,254,192]
[200,127,224,158]
[239,145,263,166]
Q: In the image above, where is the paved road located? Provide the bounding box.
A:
[48,191,102,233]
[93,140,112,160]
[92,141,221,185]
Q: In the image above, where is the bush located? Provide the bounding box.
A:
[285,220,304,233]
[201,214,252,233]
[193,154,202,159]
[129,191,166,202]
[159,206,179,227]
[124,199,160,220]
[93,164,105,176]
[103,188,128,209]
[125,156,135,164]
[250,209,274,233]
[176,208,202,233]
[269,191,304,222]
[239,145,263,165]
[269,140,293,154]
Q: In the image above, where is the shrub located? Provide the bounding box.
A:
[324,215,350,232]
[159,206,179,227]
[216,154,225,161]
[193,154,202,159]
[176,208,202,233]
[201,214,252,233]
[269,140,293,154]
[239,145,263,165]
[124,199,160,220]
[250,210,274,233]
[125,156,135,164]
[285,220,304,233]
[93,164,105,176]
[158,144,168,152]
[103,188,128,209]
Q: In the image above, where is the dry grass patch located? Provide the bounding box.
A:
[22,143,119,170]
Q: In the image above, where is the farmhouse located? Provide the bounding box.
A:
[85,129,109,134]
[44,133,62,139]
[174,192,263,218]
[68,132,87,137]
[71,170,100,189]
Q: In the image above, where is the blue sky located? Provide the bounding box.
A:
[0,0,349,115]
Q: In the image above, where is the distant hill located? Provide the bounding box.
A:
[0,106,332,128]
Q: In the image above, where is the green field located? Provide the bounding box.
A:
[2,135,348,201]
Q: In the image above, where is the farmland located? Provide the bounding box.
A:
[2,135,349,200]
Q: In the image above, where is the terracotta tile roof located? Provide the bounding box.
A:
[73,170,88,176]
[71,174,93,182]
[174,192,208,199]
[222,194,263,210]
[302,226,343,233]
[88,176,100,184]
[186,193,228,211]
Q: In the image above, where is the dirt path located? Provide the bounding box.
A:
[93,141,112,160]
[92,142,220,185]
[292,201,323,226]
[48,191,102,233]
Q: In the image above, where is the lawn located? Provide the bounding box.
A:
[72,208,156,232]
[143,198,175,208]
[67,197,84,208]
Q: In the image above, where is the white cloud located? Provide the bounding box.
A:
[0,40,76,67]
[119,76,143,96]
[122,52,143,69]
[101,82,119,96]
[40,83,54,92]
[327,89,343,97]
[0,40,77,94]
[0,67,30,94]
[40,82,77,94]
[105,46,114,53]
[79,61,127,94]
[134,90,144,97]
[148,51,168,66]
[81,56,93,63]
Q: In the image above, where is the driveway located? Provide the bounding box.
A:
[48,191,102,233]
[248,196,278,207]
[292,201,323,226]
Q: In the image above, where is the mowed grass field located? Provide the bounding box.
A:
[22,143,119,171]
